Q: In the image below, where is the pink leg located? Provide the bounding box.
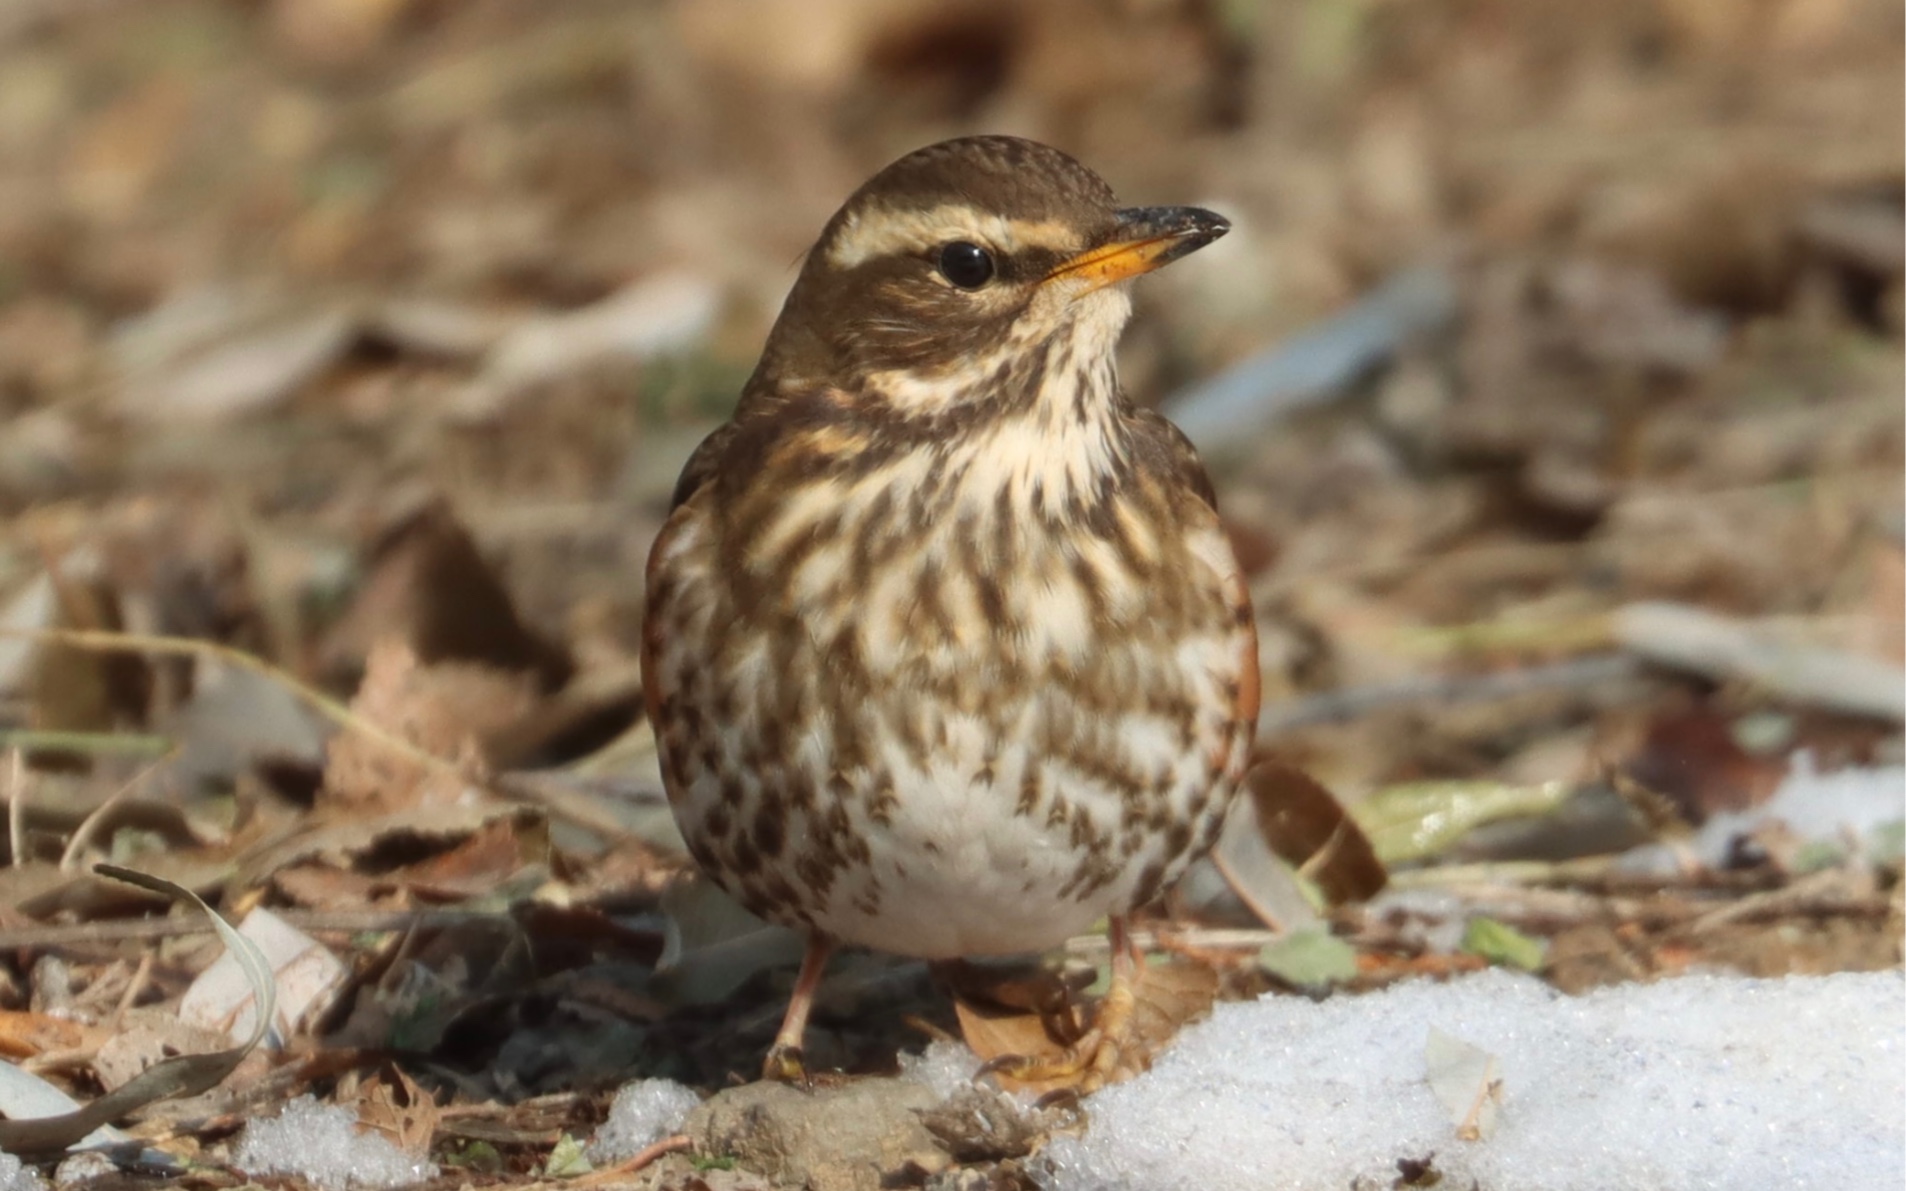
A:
[762,936,834,1082]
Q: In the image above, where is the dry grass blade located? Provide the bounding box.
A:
[0,864,276,1153]
[0,626,472,786]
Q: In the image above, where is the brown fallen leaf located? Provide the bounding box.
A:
[0,1009,97,1060]
[271,863,384,909]
[1620,705,1788,824]
[321,639,531,810]
[234,802,535,895]
[320,499,571,694]
[345,1064,440,1160]
[92,1011,261,1094]
[391,812,550,901]
[27,556,151,770]
[1238,761,1388,906]
[952,958,1219,1097]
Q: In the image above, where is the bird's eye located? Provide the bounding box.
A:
[937,241,995,289]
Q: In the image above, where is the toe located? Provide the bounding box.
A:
[761,1044,810,1085]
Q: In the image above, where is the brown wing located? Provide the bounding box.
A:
[667,421,739,511]
[1128,404,1260,758]
[1128,406,1219,513]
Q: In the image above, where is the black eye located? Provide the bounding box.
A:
[937,241,995,289]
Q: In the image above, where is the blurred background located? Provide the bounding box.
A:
[0,0,1898,1120]
[0,0,1901,929]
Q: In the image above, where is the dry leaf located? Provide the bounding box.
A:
[321,499,572,694]
[393,813,549,901]
[92,1012,245,1093]
[178,906,347,1046]
[321,639,532,810]
[1620,706,1788,823]
[1425,1027,1503,1141]
[1239,762,1388,905]
[0,1010,96,1060]
[27,559,151,766]
[347,1065,440,1159]
[952,958,1219,1096]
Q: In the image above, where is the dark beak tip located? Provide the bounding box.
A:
[1116,205,1232,240]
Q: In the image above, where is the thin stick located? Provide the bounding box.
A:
[5,750,23,869]
[60,750,179,871]
[0,627,468,784]
[573,1135,693,1184]
[0,906,513,950]
[1064,927,1283,955]
[0,731,174,756]
[109,951,155,1027]
[1259,655,1645,735]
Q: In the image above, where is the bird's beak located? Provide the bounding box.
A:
[1046,206,1230,293]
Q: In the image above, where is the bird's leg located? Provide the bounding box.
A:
[762,936,834,1083]
[984,915,1145,1092]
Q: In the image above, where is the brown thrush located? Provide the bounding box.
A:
[644,136,1259,1085]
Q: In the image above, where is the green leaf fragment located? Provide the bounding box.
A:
[1871,820,1905,870]
[544,1133,593,1178]
[1461,917,1546,971]
[444,1141,502,1172]
[1258,929,1359,988]
[1352,780,1574,865]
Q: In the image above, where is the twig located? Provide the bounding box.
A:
[0,906,514,950]
[0,626,471,783]
[436,1092,583,1121]
[1259,655,1645,735]
[60,750,179,870]
[1384,857,1623,888]
[1065,927,1283,955]
[1169,266,1458,450]
[573,1135,693,1184]
[1614,602,1906,723]
[1687,869,1885,934]
[5,750,23,868]
[0,731,174,756]
[110,952,155,1027]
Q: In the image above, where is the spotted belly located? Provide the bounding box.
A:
[644,466,1256,959]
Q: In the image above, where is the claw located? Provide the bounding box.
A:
[974,1051,1035,1082]
[761,1043,811,1086]
[975,917,1146,1095]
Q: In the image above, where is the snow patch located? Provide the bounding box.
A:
[587,1079,701,1162]
[234,1096,438,1190]
[0,1153,44,1191]
[1041,969,1904,1191]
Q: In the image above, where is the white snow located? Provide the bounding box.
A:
[1611,760,1903,876]
[234,1096,439,1190]
[586,1079,702,1162]
[901,1039,991,1102]
[0,1153,44,1191]
[1041,969,1904,1191]
[1694,760,1905,863]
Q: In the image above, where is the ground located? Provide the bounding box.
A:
[0,1,1899,1189]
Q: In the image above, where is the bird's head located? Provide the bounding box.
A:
[753,136,1228,418]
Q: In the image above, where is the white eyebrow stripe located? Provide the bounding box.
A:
[825,204,1078,269]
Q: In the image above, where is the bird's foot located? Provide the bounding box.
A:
[978,974,1139,1095]
[761,1043,811,1085]
[754,937,833,1086]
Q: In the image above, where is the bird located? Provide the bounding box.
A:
[643,135,1259,1086]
